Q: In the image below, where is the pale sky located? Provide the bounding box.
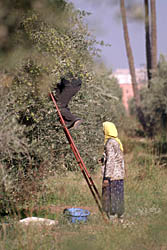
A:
[70,0,167,71]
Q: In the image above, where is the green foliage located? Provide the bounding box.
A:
[129,55,167,137]
[141,56,167,136]
[1,138,167,250]
[0,1,125,213]
[21,10,96,80]
[0,0,67,55]
[0,66,124,209]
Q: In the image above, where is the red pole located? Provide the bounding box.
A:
[49,92,108,222]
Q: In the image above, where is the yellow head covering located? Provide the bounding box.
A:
[103,121,123,151]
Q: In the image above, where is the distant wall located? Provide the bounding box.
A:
[119,83,134,111]
[110,68,147,112]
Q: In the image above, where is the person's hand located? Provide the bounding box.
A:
[99,156,105,164]
[102,179,109,188]
[98,158,102,164]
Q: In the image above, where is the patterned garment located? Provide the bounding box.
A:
[103,138,125,180]
[101,122,125,217]
[102,179,124,217]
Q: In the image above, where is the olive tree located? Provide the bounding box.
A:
[0,2,125,212]
[130,55,167,137]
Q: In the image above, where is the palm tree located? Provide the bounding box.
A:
[150,0,157,73]
[144,0,152,83]
[120,0,140,106]
[120,0,147,130]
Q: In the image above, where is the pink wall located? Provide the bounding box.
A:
[119,84,134,111]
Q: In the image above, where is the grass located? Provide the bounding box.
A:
[0,137,167,250]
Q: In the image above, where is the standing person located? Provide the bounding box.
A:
[100,121,125,221]
[53,77,82,129]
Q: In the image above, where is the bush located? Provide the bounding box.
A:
[0,5,127,213]
[130,55,167,137]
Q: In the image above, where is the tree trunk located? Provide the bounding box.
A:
[144,0,152,84]
[120,0,140,107]
[120,0,147,130]
[150,0,157,73]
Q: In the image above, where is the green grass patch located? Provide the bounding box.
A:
[1,137,167,250]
